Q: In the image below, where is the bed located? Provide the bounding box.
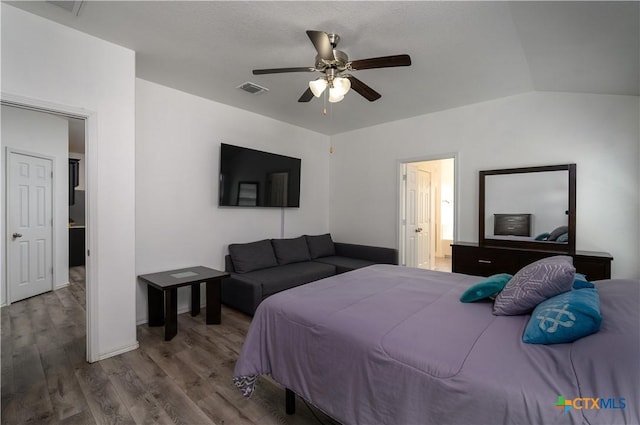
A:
[233,264,639,425]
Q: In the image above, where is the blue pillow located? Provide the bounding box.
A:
[556,232,569,243]
[573,273,595,289]
[534,232,550,241]
[460,273,512,303]
[523,288,601,344]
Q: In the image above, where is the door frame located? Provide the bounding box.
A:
[5,148,56,302]
[397,153,459,268]
[2,92,99,362]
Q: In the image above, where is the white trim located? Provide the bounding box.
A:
[56,281,71,290]
[396,153,459,268]
[1,91,100,363]
[96,342,139,361]
[84,113,100,363]
[5,147,56,304]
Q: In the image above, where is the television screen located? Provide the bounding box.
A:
[219,143,301,207]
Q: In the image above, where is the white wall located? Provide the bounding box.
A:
[1,4,137,359]
[135,79,330,323]
[1,106,70,303]
[330,92,640,279]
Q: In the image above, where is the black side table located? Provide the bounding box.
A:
[138,266,229,341]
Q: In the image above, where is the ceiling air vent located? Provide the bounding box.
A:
[237,82,269,95]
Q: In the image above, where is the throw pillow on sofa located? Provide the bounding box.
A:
[228,239,278,273]
[305,233,336,259]
[272,236,312,265]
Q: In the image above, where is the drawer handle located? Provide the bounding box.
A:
[478,259,492,264]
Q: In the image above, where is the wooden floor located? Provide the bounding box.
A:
[1,267,337,425]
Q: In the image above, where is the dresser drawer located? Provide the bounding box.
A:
[452,245,519,276]
[452,243,613,280]
[574,256,612,281]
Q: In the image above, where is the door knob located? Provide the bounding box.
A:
[12,233,23,239]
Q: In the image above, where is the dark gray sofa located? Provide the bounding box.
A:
[221,234,398,315]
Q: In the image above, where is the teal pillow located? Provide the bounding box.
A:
[573,273,595,289]
[523,288,601,344]
[534,232,550,241]
[460,273,512,303]
[556,232,569,243]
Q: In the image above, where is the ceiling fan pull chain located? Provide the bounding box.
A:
[323,89,328,115]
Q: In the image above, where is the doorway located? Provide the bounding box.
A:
[2,99,94,361]
[399,157,456,271]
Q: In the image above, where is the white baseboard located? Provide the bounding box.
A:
[96,341,139,361]
[55,282,70,290]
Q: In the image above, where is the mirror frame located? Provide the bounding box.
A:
[479,164,576,254]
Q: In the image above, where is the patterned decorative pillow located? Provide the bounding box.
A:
[493,256,575,316]
[523,288,601,344]
[548,226,569,241]
[573,273,595,289]
[460,273,512,303]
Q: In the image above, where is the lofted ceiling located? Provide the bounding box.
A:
[7,1,639,135]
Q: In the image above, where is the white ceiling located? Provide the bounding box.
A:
[8,1,639,136]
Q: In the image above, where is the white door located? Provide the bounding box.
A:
[404,165,419,267]
[416,169,432,269]
[7,151,54,302]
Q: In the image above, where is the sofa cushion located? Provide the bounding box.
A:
[271,236,311,265]
[305,233,336,259]
[228,239,278,273]
[240,262,335,297]
[314,256,375,274]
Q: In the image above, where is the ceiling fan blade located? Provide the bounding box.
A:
[306,30,334,61]
[350,54,412,70]
[298,87,314,102]
[347,76,381,101]
[253,67,315,75]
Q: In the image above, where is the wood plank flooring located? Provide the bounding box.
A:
[1,267,338,425]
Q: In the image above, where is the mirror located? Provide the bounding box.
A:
[479,164,576,253]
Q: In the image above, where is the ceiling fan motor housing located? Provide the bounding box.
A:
[315,50,349,71]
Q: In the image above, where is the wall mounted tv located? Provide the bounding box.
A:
[219,143,301,207]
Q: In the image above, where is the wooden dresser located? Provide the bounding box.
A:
[451,242,613,280]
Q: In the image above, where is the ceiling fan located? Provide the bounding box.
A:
[252,30,411,103]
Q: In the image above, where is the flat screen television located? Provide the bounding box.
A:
[219,143,301,207]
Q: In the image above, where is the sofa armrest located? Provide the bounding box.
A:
[333,242,398,265]
[224,255,236,273]
[221,274,262,316]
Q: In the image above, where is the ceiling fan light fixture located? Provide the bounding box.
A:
[309,78,328,97]
[332,76,351,97]
[328,90,345,103]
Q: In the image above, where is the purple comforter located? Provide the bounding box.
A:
[234,265,639,425]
